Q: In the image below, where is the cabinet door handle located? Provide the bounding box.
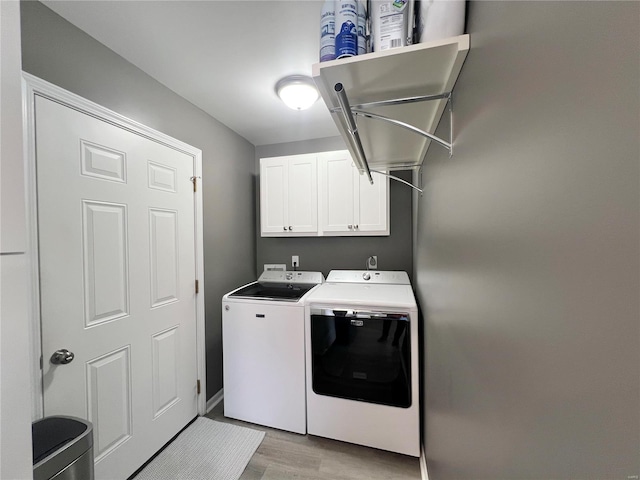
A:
[355,225,359,230]
[348,224,353,229]
[283,226,287,231]
[288,226,292,231]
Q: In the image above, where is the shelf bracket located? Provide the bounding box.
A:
[330,91,455,161]
[334,83,374,184]
[351,108,451,153]
[371,169,423,194]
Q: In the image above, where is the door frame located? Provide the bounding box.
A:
[22,72,207,419]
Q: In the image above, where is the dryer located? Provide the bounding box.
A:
[304,270,419,457]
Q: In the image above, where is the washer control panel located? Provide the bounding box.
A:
[258,270,324,285]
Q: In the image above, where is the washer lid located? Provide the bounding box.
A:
[227,271,324,302]
[228,282,316,302]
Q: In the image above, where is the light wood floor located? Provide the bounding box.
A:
[205,401,421,480]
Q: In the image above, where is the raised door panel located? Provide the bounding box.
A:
[147,161,177,192]
[82,201,130,327]
[355,170,389,235]
[86,346,132,463]
[319,151,355,233]
[152,326,180,418]
[81,141,127,183]
[260,158,289,235]
[149,208,179,308]
[288,155,317,233]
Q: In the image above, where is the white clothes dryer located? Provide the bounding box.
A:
[304,270,420,456]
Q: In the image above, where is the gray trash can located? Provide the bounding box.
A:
[32,416,94,480]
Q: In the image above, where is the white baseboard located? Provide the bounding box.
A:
[206,388,224,413]
[420,444,429,480]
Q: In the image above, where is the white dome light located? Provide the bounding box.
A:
[275,75,319,111]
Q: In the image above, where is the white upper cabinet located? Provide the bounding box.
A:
[260,154,318,237]
[356,168,388,234]
[318,151,389,236]
[260,151,389,237]
[318,151,354,233]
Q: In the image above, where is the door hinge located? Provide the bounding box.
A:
[40,355,43,370]
[190,176,198,192]
[197,379,201,395]
[195,279,199,294]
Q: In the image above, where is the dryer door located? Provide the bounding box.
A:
[309,308,412,408]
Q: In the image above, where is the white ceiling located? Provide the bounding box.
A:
[42,0,339,146]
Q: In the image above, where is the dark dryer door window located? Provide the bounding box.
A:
[310,308,411,408]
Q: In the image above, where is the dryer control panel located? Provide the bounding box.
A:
[326,270,410,285]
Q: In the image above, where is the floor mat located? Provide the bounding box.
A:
[133,417,265,480]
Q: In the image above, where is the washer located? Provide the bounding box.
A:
[304,270,419,456]
[222,270,324,434]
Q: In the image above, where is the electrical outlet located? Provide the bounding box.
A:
[367,256,378,269]
[292,255,299,268]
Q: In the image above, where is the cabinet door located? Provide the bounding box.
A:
[354,170,389,234]
[260,157,289,234]
[288,154,317,233]
[319,151,355,233]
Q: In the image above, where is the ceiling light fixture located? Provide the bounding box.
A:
[275,75,319,111]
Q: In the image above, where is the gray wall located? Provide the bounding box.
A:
[20,1,257,400]
[415,2,639,479]
[256,137,413,278]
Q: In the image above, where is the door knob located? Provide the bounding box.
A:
[51,349,75,365]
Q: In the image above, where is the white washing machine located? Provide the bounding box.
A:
[304,270,420,457]
[222,270,324,434]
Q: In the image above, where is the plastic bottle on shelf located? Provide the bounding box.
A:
[320,0,336,62]
[370,0,415,52]
[357,0,367,55]
[335,0,358,58]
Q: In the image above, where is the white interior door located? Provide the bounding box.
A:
[36,96,198,480]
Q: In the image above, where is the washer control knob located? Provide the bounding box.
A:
[286,272,293,280]
[362,272,371,281]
